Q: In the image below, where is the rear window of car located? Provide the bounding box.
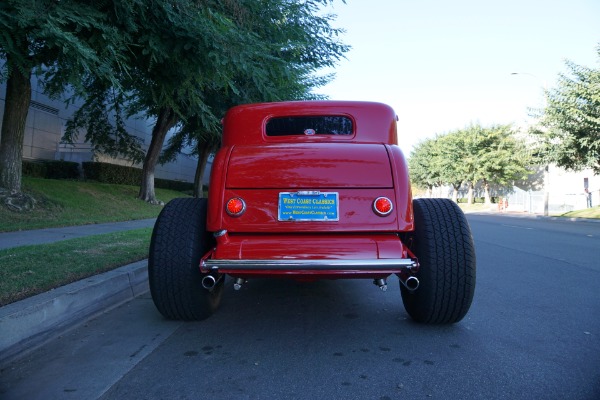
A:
[266,116,353,136]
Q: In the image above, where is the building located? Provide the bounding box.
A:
[507,166,599,214]
[0,76,200,183]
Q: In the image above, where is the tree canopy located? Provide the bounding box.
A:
[0,0,348,204]
[408,137,442,196]
[61,0,349,203]
[409,124,532,204]
[158,0,346,197]
[531,45,600,174]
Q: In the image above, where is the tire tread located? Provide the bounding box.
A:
[148,198,222,320]
[401,198,476,324]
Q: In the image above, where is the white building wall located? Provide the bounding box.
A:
[546,165,599,211]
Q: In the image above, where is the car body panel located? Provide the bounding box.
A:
[226,144,393,189]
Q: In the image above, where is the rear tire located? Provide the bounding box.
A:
[149,198,223,320]
[401,198,476,324]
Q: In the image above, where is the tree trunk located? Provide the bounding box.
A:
[138,106,178,204]
[452,185,459,203]
[0,57,32,193]
[467,182,474,204]
[193,144,213,198]
[483,179,491,205]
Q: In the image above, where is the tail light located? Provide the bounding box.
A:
[373,196,393,216]
[226,197,246,217]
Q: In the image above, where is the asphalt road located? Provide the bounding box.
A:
[1,214,599,400]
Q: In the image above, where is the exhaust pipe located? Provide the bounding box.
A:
[233,278,245,290]
[400,276,419,292]
[373,278,388,292]
[201,274,221,290]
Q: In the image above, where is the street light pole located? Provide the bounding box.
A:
[511,72,549,216]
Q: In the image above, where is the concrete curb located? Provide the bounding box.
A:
[0,260,149,367]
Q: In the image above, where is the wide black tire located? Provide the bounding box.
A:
[401,198,476,324]
[148,198,223,320]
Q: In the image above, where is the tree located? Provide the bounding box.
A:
[455,124,532,205]
[159,112,222,198]
[408,138,443,197]
[0,0,127,194]
[409,124,532,204]
[531,45,600,174]
[141,0,348,203]
[65,0,349,204]
[159,0,345,198]
[436,132,468,202]
[456,124,485,205]
[475,125,531,204]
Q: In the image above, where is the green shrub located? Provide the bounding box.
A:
[22,160,47,178]
[82,162,194,192]
[82,162,140,185]
[22,160,80,180]
[46,160,80,179]
[155,177,194,192]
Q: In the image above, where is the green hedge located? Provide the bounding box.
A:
[22,160,194,192]
[23,160,80,180]
[155,177,195,193]
[82,162,194,192]
[82,161,139,185]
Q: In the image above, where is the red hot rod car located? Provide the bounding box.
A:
[149,101,476,324]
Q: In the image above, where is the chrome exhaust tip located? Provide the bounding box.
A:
[401,276,419,292]
[201,275,217,290]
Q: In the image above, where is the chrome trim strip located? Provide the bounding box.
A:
[203,258,417,271]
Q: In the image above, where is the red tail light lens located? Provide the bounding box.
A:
[226,197,246,216]
[373,197,393,216]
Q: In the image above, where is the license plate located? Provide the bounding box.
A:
[278,191,339,221]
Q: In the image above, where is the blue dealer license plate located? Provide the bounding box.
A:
[278,191,339,221]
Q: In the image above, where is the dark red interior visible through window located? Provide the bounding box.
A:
[266,116,353,136]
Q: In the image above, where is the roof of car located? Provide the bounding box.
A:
[222,101,399,146]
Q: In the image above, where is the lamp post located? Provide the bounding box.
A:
[511,72,549,216]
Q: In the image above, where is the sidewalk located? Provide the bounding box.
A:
[0,218,156,250]
[0,219,155,367]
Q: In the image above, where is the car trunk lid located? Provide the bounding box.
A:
[226,143,393,189]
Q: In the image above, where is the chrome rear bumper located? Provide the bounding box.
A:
[202,258,418,272]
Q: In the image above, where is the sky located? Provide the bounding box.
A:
[318,0,600,155]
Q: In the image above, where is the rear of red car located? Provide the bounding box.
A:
[148,101,476,324]
[203,101,416,282]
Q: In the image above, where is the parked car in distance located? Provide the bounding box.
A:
[149,101,476,324]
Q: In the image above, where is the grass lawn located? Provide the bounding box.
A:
[558,206,600,219]
[0,178,191,305]
[0,177,189,232]
[458,203,496,213]
[0,228,152,306]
